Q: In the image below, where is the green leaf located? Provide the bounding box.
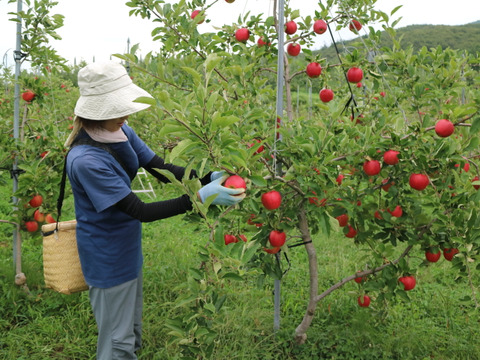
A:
[181,66,202,84]
[221,272,244,281]
[212,115,239,130]
[249,175,267,187]
[169,139,195,162]
[134,96,156,106]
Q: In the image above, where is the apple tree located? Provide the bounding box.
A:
[119,0,480,350]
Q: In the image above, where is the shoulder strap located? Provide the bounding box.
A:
[51,139,133,231]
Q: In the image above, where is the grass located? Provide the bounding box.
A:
[1,180,480,359]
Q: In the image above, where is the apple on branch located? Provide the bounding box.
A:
[313,19,327,34]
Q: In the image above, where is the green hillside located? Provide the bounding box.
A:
[316,22,480,61]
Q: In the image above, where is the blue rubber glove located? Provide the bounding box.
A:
[210,171,225,182]
[197,175,246,206]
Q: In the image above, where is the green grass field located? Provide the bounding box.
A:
[1,179,480,360]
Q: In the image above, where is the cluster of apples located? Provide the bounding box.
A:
[221,175,286,253]
[24,194,56,232]
[355,273,416,308]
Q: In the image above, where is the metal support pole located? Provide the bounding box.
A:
[12,0,23,272]
[273,0,285,333]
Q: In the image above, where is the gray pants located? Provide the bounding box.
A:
[89,272,143,360]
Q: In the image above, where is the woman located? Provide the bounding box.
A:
[65,61,245,359]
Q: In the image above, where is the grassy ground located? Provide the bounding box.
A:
[1,181,480,359]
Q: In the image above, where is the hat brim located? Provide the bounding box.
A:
[74,82,153,120]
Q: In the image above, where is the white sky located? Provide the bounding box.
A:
[1,0,479,69]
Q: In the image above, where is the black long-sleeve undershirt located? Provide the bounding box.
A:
[114,155,211,222]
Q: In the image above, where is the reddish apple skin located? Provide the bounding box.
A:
[409,173,429,191]
[261,190,282,210]
[33,209,45,223]
[425,250,441,262]
[363,160,381,176]
[399,276,416,291]
[224,175,246,191]
[224,234,238,245]
[354,272,366,283]
[225,0,235,3]
[336,174,344,185]
[319,88,334,103]
[358,295,370,307]
[349,19,362,32]
[29,194,43,208]
[248,139,264,154]
[235,28,250,42]
[472,176,480,190]
[336,214,349,227]
[45,214,56,224]
[443,248,459,261]
[345,225,357,238]
[257,38,269,47]
[285,20,297,35]
[25,221,38,232]
[287,43,301,56]
[346,67,363,83]
[190,10,204,24]
[264,246,281,254]
[306,62,322,78]
[387,205,403,218]
[313,19,327,34]
[383,150,399,165]
[269,230,286,247]
[22,90,35,102]
[435,119,454,137]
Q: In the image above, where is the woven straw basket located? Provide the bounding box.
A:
[42,220,88,295]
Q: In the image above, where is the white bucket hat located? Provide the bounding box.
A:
[74,60,153,120]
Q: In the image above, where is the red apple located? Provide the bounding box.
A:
[33,209,45,223]
[190,10,204,24]
[269,230,286,247]
[425,249,441,262]
[285,20,297,35]
[313,19,327,34]
[443,248,459,261]
[387,205,402,218]
[380,91,386,97]
[399,276,416,291]
[238,234,247,242]
[363,160,381,176]
[287,43,301,56]
[383,150,399,165]
[356,82,362,88]
[345,225,357,238]
[435,119,454,138]
[336,174,345,185]
[22,90,35,102]
[336,214,348,227]
[257,37,269,47]
[29,194,43,208]
[45,214,56,224]
[374,210,383,220]
[235,28,250,42]
[224,175,246,191]
[349,19,362,32]
[25,221,38,232]
[306,62,322,78]
[472,175,480,190]
[261,190,282,210]
[248,138,264,154]
[347,67,363,83]
[354,271,366,283]
[357,295,370,307]
[264,246,281,254]
[409,173,429,191]
[224,234,238,245]
[319,88,334,103]
[225,0,235,3]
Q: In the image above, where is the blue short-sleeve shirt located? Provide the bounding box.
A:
[66,124,155,288]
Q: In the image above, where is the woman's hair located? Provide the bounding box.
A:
[78,116,104,130]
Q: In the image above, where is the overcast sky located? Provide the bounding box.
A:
[1,0,479,69]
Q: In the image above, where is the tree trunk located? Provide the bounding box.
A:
[294,205,318,344]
